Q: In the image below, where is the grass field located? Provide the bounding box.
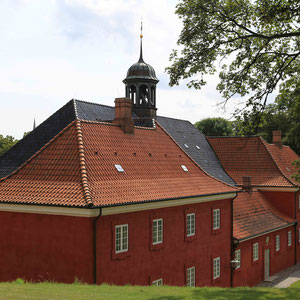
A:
[0,280,300,300]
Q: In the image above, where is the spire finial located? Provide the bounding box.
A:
[138,19,144,63]
[33,117,36,130]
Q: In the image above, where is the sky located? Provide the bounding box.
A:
[1,0,244,139]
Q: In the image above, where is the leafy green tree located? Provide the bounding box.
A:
[195,117,233,136]
[0,135,18,156]
[292,159,300,183]
[167,0,300,109]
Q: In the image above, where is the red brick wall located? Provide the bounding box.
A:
[96,198,232,287]
[233,226,295,287]
[0,211,94,283]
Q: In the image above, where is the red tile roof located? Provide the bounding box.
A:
[0,121,237,208]
[262,140,299,186]
[208,136,297,187]
[233,191,295,240]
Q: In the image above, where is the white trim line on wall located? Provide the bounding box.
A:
[0,193,237,217]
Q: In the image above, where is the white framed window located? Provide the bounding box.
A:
[115,224,128,253]
[153,219,163,245]
[276,235,280,251]
[213,209,220,230]
[186,266,195,287]
[213,257,220,279]
[288,231,292,246]
[253,243,259,261]
[187,213,195,237]
[234,249,241,269]
[152,278,163,286]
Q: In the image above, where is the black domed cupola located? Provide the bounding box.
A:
[123,24,159,119]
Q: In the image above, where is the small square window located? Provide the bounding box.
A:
[187,213,195,237]
[253,243,259,261]
[152,278,163,286]
[115,224,128,253]
[213,257,220,279]
[181,165,189,172]
[288,231,292,246]
[213,209,220,230]
[153,219,163,245]
[115,164,124,172]
[276,235,280,251]
[234,249,241,269]
[187,266,195,286]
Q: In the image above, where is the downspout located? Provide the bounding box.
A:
[230,193,238,288]
[94,208,102,284]
[294,189,299,265]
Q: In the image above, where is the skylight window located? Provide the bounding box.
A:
[184,144,189,148]
[181,165,189,172]
[196,145,200,150]
[115,164,124,172]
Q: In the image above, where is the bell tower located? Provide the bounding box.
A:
[123,23,159,119]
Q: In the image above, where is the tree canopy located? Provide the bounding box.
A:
[167,0,300,110]
[0,135,18,156]
[194,117,233,136]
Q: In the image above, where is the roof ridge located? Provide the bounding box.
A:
[75,121,94,207]
[156,121,239,191]
[0,121,76,183]
[259,137,296,187]
[73,98,114,109]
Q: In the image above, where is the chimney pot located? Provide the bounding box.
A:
[272,130,282,147]
[113,97,134,134]
[242,176,252,192]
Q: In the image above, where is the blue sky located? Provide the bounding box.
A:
[1,0,242,139]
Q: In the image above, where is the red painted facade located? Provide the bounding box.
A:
[96,199,233,287]
[0,211,94,283]
[233,226,295,287]
[262,191,295,219]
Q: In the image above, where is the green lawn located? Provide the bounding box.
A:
[0,281,300,300]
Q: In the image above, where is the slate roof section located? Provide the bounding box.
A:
[0,120,237,207]
[208,136,295,187]
[0,100,236,188]
[157,116,236,186]
[233,191,295,240]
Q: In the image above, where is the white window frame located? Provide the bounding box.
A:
[186,266,195,287]
[152,278,163,286]
[213,257,220,279]
[153,218,163,245]
[288,231,292,247]
[115,224,128,253]
[234,249,241,269]
[253,243,259,261]
[276,235,280,251]
[213,209,220,230]
[187,213,195,237]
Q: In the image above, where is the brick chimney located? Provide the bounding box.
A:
[113,97,134,134]
[242,176,252,192]
[272,130,282,148]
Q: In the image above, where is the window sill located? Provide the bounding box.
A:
[112,251,130,261]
